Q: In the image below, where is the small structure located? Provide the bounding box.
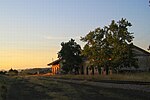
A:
[47,59,61,75]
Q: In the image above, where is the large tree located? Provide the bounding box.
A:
[81,18,138,74]
[58,39,82,74]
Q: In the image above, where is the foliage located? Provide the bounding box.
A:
[58,39,82,74]
[0,71,7,75]
[8,68,18,75]
[81,18,138,74]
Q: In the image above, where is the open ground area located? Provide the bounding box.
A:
[0,75,150,100]
[0,1,150,100]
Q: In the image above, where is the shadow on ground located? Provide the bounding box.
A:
[5,76,150,100]
[7,78,53,100]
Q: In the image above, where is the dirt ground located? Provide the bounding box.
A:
[3,76,150,100]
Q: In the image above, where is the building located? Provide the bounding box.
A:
[47,45,150,75]
[131,45,150,71]
[83,45,150,73]
[47,59,61,75]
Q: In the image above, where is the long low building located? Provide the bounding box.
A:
[47,45,150,75]
[126,45,150,71]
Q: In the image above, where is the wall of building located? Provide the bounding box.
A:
[51,64,60,75]
[133,48,150,71]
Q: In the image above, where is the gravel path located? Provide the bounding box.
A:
[53,78,150,92]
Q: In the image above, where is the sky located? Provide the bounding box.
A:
[0,0,150,70]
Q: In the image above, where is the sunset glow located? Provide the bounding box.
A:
[0,0,150,70]
[0,48,58,70]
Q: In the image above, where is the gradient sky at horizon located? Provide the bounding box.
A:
[0,0,150,70]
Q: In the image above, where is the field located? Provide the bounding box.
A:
[0,74,150,100]
[50,72,150,82]
[0,76,8,100]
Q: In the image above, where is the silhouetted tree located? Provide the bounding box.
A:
[8,68,18,75]
[58,39,82,74]
[0,71,7,75]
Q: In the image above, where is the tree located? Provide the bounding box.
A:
[8,68,18,75]
[0,71,7,75]
[81,18,138,74]
[148,45,150,50]
[58,39,82,74]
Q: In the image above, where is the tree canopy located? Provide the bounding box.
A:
[58,39,82,74]
[81,18,138,73]
[8,68,18,75]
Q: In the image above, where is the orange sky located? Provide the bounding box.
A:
[0,48,58,70]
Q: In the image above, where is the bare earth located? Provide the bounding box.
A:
[5,76,150,100]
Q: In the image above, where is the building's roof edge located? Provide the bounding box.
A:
[133,45,150,55]
[47,59,61,66]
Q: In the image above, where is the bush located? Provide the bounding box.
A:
[0,71,7,75]
[8,68,18,76]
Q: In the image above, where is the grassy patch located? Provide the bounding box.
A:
[1,75,150,100]
[50,72,150,82]
[0,76,8,100]
[27,76,150,100]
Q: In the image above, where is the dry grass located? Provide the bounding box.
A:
[0,76,7,100]
[0,75,150,100]
[50,72,150,82]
